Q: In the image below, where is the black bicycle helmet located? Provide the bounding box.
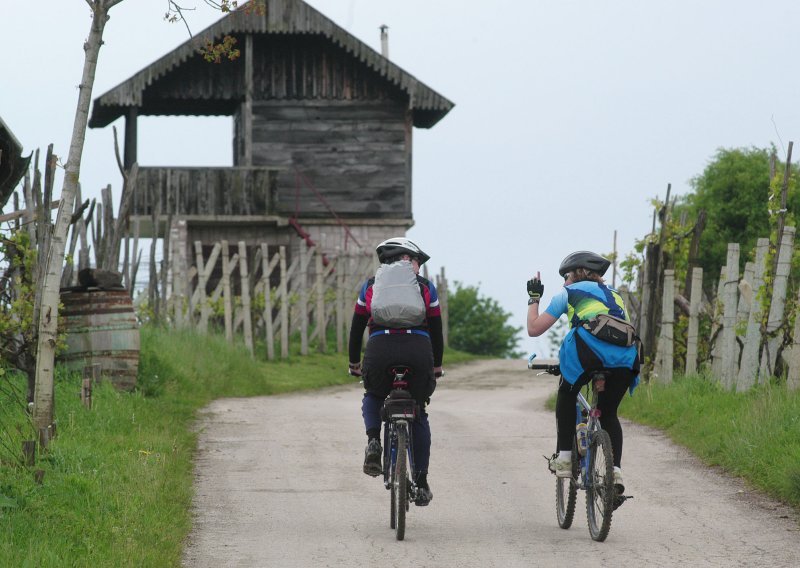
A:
[558,250,611,277]
[376,237,431,265]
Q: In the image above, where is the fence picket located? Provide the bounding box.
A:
[738,238,769,391]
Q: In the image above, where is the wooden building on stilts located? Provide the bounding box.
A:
[88,0,454,281]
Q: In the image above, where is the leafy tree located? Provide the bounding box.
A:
[447,283,522,358]
[678,146,800,284]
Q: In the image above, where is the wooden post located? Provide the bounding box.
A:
[221,240,233,343]
[438,266,449,349]
[336,255,345,353]
[81,364,99,409]
[315,250,326,353]
[772,142,793,280]
[786,284,800,391]
[738,238,769,390]
[238,242,254,356]
[710,267,726,380]
[148,191,161,321]
[299,246,310,356]
[611,230,618,288]
[22,441,36,466]
[737,261,755,334]
[720,244,740,389]
[685,267,703,375]
[279,246,289,359]
[761,226,795,378]
[194,241,208,334]
[656,269,674,383]
[261,244,276,360]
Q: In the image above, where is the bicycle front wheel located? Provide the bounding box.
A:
[556,445,579,529]
[393,424,408,541]
[586,429,614,542]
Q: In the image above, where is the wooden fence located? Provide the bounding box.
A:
[146,232,451,359]
[646,226,800,390]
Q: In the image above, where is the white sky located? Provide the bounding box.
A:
[3,0,800,357]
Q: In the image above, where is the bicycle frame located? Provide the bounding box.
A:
[574,377,603,491]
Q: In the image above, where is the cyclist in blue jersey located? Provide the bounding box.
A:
[526,251,640,494]
[348,237,444,506]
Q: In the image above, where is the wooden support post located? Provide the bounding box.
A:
[761,226,795,378]
[81,364,99,409]
[279,246,289,359]
[22,441,36,466]
[656,269,675,383]
[336,255,345,353]
[315,250,327,353]
[787,284,800,390]
[720,244,740,389]
[685,267,703,376]
[238,241,254,356]
[738,238,769,390]
[438,266,449,349]
[710,267,726,380]
[221,241,233,343]
[261,244,276,360]
[299,246,310,356]
[194,241,208,334]
[738,261,755,329]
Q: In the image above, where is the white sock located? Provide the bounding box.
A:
[559,451,572,460]
[613,466,621,474]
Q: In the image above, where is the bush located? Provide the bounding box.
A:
[447,282,522,358]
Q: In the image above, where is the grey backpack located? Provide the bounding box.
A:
[371,260,426,328]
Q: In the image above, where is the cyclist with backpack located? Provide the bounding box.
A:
[348,237,444,506]
[526,251,640,494]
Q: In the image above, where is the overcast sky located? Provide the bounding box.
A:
[3,0,800,357]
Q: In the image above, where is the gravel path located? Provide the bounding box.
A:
[182,359,800,567]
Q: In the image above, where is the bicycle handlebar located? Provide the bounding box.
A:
[527,354,560,375]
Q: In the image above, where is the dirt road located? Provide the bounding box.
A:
[182,359,800,567]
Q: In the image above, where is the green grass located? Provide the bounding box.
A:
[621,373,800,506]
[0,326,478,567]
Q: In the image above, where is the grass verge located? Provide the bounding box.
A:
[620,373,800,507]
[0,326,477,567]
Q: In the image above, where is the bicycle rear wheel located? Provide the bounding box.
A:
[393,424,408,541]
[387,428,396,529]
[555,445,579,529]
[586,429,614,542]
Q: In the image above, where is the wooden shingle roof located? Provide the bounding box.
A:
[89,0,454,129]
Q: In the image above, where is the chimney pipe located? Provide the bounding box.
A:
[380,25,389,58]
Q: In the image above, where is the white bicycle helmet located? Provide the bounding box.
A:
[376,237,431,265]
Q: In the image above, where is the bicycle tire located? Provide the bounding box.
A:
[387,428,396,529]
[586,429,614,542]
[394,424,408,541]
[555,444,579,529]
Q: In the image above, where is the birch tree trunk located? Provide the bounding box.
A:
[32,0,123,438]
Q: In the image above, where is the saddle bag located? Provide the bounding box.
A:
[380,390,418,420]
[582,313,638,347]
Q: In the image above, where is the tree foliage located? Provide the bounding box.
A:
[447,283,522,358]
[678,146,800,283]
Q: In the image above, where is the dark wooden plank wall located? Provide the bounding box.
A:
[251,101,410,217]
[245,35,412,218]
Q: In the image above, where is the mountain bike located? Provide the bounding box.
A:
[528,354,631,542]
[380,365,420,541]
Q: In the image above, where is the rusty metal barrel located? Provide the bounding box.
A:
[58,288,140,391]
